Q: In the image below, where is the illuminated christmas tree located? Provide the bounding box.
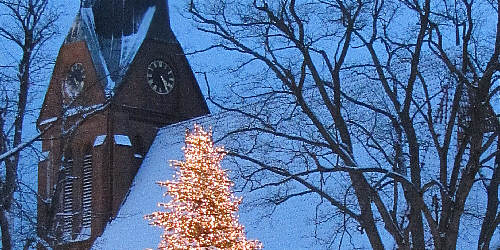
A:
[146,125,262,250]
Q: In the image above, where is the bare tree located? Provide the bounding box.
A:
[187,0,499,249]
[0,0,60,248]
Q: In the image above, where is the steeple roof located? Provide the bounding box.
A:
[64,11,86,43]
[63,0,178,95]
[144,0,177,42]
[91,0,176,42]
[81,0,94,8]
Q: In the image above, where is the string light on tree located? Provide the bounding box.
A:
[146,125,262,249]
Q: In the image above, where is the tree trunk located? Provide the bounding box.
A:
[350,173,385,249]
[0,29,32,249]
[0,209,12,250]
[477,138,500,249]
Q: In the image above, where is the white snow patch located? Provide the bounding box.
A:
[55,212,74,216]
[80,8,116,94]
[65,104,102,117]
[98,51,117,95]
[78,6,153,95]
[75,226,91,241]
[63,80,83,99]
[119,7,155,75]
[41,151,49,160]
[93,135,107,147]
[114,135,132,147]
[40,117,57,125]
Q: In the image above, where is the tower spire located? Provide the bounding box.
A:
[82,0,94,8]
[64,11,85,44]
[145,0,177,43]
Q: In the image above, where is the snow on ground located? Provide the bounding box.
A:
[92,112,343,249]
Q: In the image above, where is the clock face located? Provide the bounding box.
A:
[63,63,85,99]
[147,60,175,94]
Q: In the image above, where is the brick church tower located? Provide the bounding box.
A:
[36,0,209,248]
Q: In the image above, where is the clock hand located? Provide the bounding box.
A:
[160,76,170,89]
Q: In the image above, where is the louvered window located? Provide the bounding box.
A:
[82,153,92,229]
[45,157,51,197]
[63,158,74,237]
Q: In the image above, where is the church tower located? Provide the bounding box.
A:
[36,0,209,248]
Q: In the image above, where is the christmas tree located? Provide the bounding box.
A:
[146,125,262,249]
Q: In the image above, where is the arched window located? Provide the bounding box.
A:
[62,150,74,238]
[82,147,93,230]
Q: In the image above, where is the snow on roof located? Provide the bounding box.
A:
[41,151,49,160]
[75,226,91,242]
[80,8,115,93]
[76,6,156,95]
[93,135,106,147]
[92,111,342,249]
[39,117,57,126]
[118,7,156,80]
[114,135,132,147]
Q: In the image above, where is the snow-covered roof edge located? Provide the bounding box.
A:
[116,7,156,87]
[70,6,157,96]
[79,8,115,94]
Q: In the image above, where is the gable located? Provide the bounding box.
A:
[38,41,106,128]
[111,39,209,125]
[76,0,177,95]
[81,5,156,90]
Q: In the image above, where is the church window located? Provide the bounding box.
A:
[46,163,51,197]
[62,153,74,238]
[82,150,93,229]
